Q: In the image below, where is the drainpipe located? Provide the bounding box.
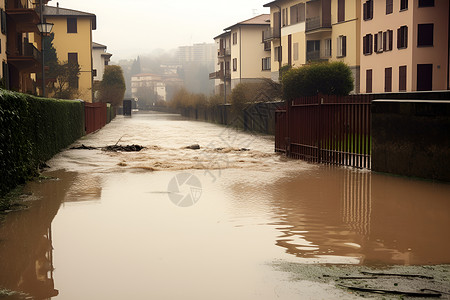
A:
[275,4,282,75]
[40,0,45,97]
[239,26,242,84]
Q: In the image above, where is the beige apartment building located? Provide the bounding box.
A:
[264,0,361,92]
[360,0,449,93]
[211,31,232,96]
[210,14,271,96]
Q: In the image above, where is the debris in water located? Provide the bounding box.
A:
[103,145,145,152]
[184,144,200,150]
[70,144,98,150]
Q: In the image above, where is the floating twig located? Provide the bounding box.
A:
[338,284,442,297]
[361,271,434,279]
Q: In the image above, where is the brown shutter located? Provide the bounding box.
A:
[342,36,347,56]
[389,30,393,50]
[366,69,372,93]
[338,0,345,22]
[385,67,392,92]
[399,65,407,91]
[363,2,367,20]
[369,34,373,54]
[397,28,401,48]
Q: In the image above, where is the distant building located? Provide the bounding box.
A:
[360,0,449,93]
[176,43,215,65]
[210,14,271,95]
[131,73,167,102]
[44,4,96,101]
[92,42,112,82]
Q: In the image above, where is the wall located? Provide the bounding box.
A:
[372,99,450,182]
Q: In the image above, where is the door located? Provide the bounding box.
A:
[417,64,432,91]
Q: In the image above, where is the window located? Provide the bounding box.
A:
[232,32,237,45]
[418,0,434,7]
[385,67,392,92]
[383,30,393,51]
[274,46,282,62]
[337,36,346,57]
[1,9,6,34]
[400,0,408,10]
[418,23,433,47]
[68,52,79,88]
[366,69,372,93]
[93,69,97,77]
[363,0,373,20]
[338,0,345,22]
[324,39,332,57]
[417,64,432,91]
[397,26,408,49]
[67,18,77,33]
[363,34,373,55]
[232,58,237,71]
[290,3,305,24]
[386,0,393,14]
[282,8,287,27]
[399,65,407,91]
[262,57,271,70]
[374,31,383,53]
[293,42,299,60]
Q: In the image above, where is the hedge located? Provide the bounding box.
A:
[0,89,84,198]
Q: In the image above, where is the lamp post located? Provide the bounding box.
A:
[37,1,53,97]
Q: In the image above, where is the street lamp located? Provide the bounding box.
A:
[37,21,53,97]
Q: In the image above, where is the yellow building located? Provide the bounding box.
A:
[264,0,361,92]
[44,4,96,101]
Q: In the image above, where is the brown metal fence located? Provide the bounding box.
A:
[275,94,372,169]
[85,102,107,134]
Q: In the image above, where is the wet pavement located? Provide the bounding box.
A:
[1,111,450,299]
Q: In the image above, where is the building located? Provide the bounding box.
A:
[263,0,361,92]
[3,0,51,94]
[44,4,96,101]
[360,0,449,93]
[177,43,215,65]
[92,42,112,82]
[210,14,271,96]
[211,31,231,96]
[131,73,167,103]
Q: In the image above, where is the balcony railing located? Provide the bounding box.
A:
[263,27,281,41]
[209,70,231,80]
[218,48,231,57]
[24,43,41,62]
[306,49,330,62]
[306,16,331,32]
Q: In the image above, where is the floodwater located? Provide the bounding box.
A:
[1,111,450,299]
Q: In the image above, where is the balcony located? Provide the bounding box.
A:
[306,49,330,62]
[306,16,331,32]
[263,27,280,41]
[263,41,271,51]
[209,70,231,81]
[8,43,42,72]
[218,48,231,57]
[6,1,40,33]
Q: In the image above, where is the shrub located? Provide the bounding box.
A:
[0,89,84,198]
[282,61,354,100]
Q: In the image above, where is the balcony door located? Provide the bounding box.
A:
[306,40,320,61]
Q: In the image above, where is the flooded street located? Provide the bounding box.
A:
[1,112,450,299]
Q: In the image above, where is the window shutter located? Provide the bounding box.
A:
[363,2,367,20]
[389,30,393,50]
[342,36,346,56]
[338,0,345,22]
[366,69,372,93]
[299,3,305,22]
[374,35,377,53]
[369,34,373,54]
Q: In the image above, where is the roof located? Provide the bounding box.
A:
[224,14,270,31]
[44,6,97,30]
[213,31,231,40]
[92,42,107,49]
[263,0,285,7]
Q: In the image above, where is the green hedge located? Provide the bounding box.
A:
[0,89,84,198]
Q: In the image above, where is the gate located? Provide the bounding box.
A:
[275,94,372,169]
[85,102,107,134]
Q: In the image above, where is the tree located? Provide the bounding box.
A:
[43,33,81,99]
[135,85,160,110]
[282,61,354,100]
[98,65,126,107]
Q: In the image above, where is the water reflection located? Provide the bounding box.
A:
[0,170,92,298]
[263,166,450,265]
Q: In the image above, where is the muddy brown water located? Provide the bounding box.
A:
[1,111,449,299]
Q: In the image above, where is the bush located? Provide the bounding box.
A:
[0,89,84,198]
[282,61,354,100]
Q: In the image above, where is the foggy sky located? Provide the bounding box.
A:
[55,0,270,60]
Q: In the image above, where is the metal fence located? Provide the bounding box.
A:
[275,94,372,169]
